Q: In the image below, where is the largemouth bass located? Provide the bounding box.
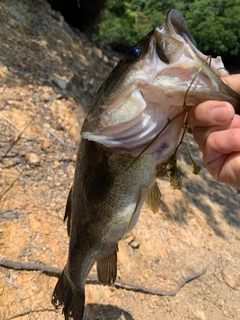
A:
[52,9,240,319]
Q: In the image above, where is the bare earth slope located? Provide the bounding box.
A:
[0,1,239,319]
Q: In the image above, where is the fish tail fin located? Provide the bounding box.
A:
[52,270,85,320]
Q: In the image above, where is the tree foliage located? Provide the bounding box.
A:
[93,0,240,58]
[185,0,240,56]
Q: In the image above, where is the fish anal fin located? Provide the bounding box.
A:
[145,182,161,214]
[97,249,117,284]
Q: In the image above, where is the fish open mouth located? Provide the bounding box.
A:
[82,9,238,156]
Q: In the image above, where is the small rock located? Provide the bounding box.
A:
[69,124,80,142]
[92,47,103,59]
[217,299,225,308]
[130,239,140,249]
[52,160,60,168]
[1,209,22,221]
[26,153,40,164]
[5,275,13,285]
[193,310,205,320]
[41,140,51,150]
[53,78,67,90]
[103,55,109,64]
[224,271,240,289]
[236,233,240,241]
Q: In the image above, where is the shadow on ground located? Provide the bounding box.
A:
[84,304,134,320]
[158,134,240,237]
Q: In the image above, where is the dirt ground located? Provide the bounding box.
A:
[0,1,240,320]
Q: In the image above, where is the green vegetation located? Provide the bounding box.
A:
[93,0,240,59]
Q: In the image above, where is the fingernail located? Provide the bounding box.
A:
[211,106,228,123]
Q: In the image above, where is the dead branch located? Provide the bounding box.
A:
[0,114,59,143]
[5,308,56,320]
[0,118,35,163]
[0,114,26,134]
[0,258,209,297]
[0,178,19,200]
[43,127,66,145]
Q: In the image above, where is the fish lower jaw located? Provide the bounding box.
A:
[82,112,185,156]
[122,118,185,156]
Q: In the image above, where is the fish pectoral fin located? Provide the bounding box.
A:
[127,188,144,232]
[145,182,161,214]
[97,249,117,284]
[64,187,72,236]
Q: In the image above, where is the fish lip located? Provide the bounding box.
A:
[153,9,195,64]
[163,10,240,109]
[163,10,220,69]
[158,9,207,65]
[165,9,197,47]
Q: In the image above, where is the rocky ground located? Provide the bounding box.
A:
[0,1,240,320]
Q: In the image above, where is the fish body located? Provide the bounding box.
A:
[52,9,240,319]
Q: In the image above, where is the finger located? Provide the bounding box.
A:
[206,150,240,188]
[203,128,240,188]
[203,127,240,162]
[207,152,240,188]
[192,114,240,152]
[221,74,240,93]
[187,101,235,129]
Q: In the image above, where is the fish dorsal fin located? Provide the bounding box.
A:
[97,249,118,284]
[145,182,161,214]
[64,187,72,236]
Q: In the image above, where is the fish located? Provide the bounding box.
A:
[51,9,240,320]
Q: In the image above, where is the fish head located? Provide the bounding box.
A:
[82,9,240,157]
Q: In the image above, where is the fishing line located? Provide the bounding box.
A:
[127,56,212,170]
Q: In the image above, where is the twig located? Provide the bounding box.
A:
[0,115,43,141]
[220,254,237,291]
[0,118,35,163]
[43,127,66,145]
[5,308,56,320]
[0,178,19,200]
[0,114,25,133]
[0,114,65,143]
[0,258,209,297]
[1,161,24,169]
[0,259,62,278]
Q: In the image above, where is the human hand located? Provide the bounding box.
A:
[187,74,240,189]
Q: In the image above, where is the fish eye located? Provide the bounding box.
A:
[124,46,142,62]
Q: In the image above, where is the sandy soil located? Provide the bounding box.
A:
[0,1,240,320]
